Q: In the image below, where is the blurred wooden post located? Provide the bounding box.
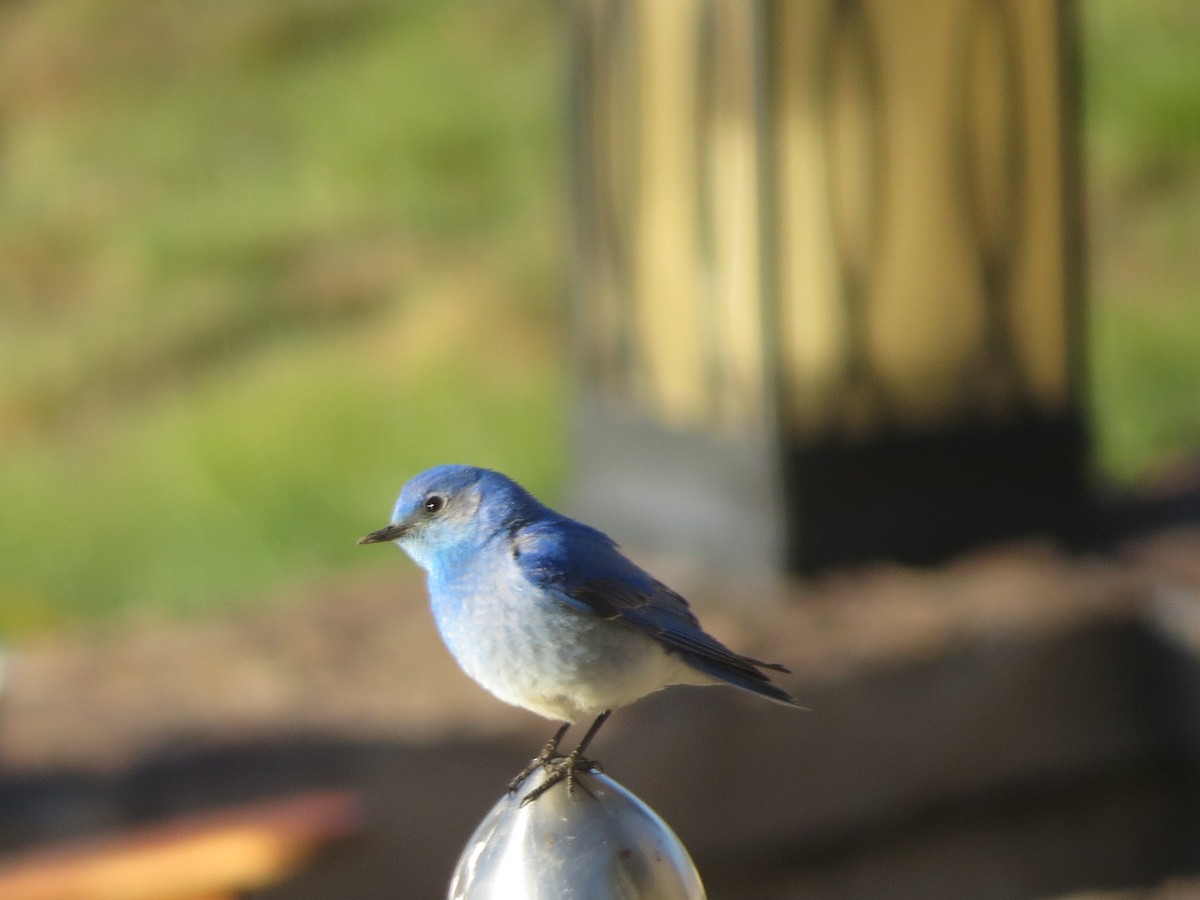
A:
[567,0,1087,572]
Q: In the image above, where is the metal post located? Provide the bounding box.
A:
[450,771,706,899]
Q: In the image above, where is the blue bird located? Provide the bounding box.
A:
[360,464,799,804]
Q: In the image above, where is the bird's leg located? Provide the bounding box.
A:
[507,721,572,794]
[519,710,611,806]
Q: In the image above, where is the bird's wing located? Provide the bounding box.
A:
[513,518,795,702]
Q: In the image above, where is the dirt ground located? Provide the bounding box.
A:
[2,523,1200,898]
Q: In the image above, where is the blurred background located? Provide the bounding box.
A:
[0,0,1197,631]
[0,0,566,630]
[0,0,1198,898]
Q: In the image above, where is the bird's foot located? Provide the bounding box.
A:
[506,732,568,795]
[506,757,547,795]
[517,751,601,807]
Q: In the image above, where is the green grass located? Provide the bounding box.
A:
[1090,287,1200,482]
[1081,0,1200,482]
[1083,0,1200,178]
[0,0,566,629]
[0,309,566,626]
[0,0,560,428]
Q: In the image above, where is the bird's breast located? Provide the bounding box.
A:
[427,563,685,722]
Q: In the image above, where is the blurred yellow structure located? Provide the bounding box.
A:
[569,0,1088,571]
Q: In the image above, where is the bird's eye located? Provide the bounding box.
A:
[423,495,445,514]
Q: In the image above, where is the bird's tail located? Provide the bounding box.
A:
[683,652,803,708]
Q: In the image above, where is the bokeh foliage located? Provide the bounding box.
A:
[0,0,565,627]
[1084,0,1200,482]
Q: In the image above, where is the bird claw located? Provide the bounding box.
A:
[506,757,548,795]
[508,711,611,804]
[516,752,600,806]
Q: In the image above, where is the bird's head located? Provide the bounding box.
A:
[359,465,534,571]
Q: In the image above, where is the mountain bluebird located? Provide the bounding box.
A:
[360,464,799,804]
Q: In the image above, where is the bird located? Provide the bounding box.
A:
[359,464,799,804]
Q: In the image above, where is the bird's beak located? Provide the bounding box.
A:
[358,522,410,545]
